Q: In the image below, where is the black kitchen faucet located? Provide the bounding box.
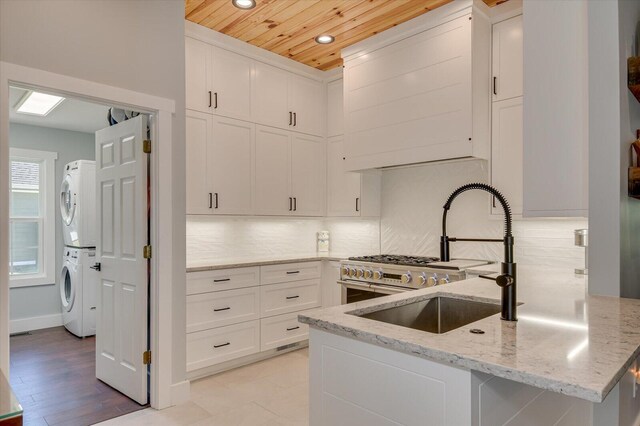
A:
[440,183,517,321]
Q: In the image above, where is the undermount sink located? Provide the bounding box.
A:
[356,296,502,334]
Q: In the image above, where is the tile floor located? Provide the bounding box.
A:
[97,347,310,426]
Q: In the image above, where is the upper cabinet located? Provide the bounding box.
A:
[186,37,252,121]
[253,61,324,137]
[492,15,523,102]
[342,9,491,171]
[327,79,344,137]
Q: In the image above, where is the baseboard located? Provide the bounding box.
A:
[10,313,63,334]
[170,380,191,406]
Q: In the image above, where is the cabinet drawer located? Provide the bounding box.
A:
[187,287,260,333]
[186,320,260,372]
[187,266,260,295]
[260,279,321,317]
[260,311,310,351]
[260,261,321,285]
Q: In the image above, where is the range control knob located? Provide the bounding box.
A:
[438,275,450,285]
[348,268,357,278]
[401,272,412,284]
[373,270,383,280]
[356,269,364,278]
[418,273,427,286]
[427,274,438,287]
[341,265,350,277]
[364,269,373,279]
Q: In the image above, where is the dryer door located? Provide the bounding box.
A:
[60,174,76,226]
[60,262,76,312]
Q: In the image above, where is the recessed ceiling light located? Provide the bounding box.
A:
[15,91,65,116]
[232,0,256,9]
[315,34,335,44]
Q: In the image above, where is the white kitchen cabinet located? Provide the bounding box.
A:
[327,136,381,217]
[342,10,490,171]
[260,311,310,352]
[185,37,252,121]
[492,15,523,102]
[255,125,326,216]
[322,261,342,308]
[260,261,322,285]
[253,62,323,136]
[186,110,212,214]
[186,111,255,215]
[491,97,523,216]
[209,116,255,215]
[327,79,344,137]
[186,37,212,114]
[291,133,325,216]
[255,126,292,215]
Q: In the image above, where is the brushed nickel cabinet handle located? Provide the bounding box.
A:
[214,192,219,209]
[208,91,212,108]
[213,307,230,312]
[293,112,297,127]
[293,197,297,211]
[289,111,292,126]
[286,271,300,275]
[213,342,230,349]
[286,295,300,300]
[356,197,360,212]
[213,278,230,283]
[286,326,300,331]
[214,92,218,109]
[493,77,497,96]
[208,192,213,209]
[289,197,293,211]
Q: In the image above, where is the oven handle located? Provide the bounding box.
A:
[338,280,407,295]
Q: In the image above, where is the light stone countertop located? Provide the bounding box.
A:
[186,252,355,272]
[299,266,640,403]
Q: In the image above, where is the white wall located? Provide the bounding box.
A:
[0,0,187,386]
[380,160,587,269]
[587,0,640,298]
[9,123,95,322]
[186,216,379,265]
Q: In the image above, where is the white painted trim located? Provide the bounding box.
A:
[322,67,343,83]
[10,313,62,334]
[342,0,487,62]
[170,380,191,406]
[489,0,522,24]
[185,21,325,81]
[0,61,175,410]
[9,147,57,288]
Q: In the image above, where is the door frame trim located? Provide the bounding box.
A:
[0,61,179,409]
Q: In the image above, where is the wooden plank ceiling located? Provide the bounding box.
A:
[186,0,505,71]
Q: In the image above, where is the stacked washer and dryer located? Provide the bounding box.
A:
[60,160,97,338]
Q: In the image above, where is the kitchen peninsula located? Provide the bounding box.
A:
[300,267,640,425]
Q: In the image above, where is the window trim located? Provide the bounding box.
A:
[9,147,57,288]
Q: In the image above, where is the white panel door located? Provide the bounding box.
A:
[253,62,289,130]
[327,79,344,137]
[491,97,523,215]
[291,133,325,216]
[186,37,212,113]
[95,115,148,405]
[492,15,523,102]
[288,74,324,136]
[186,110,212,215]
[211,46,253,122]
[255,125,291,215]
[327,136,361,217]
[209,116,255,215]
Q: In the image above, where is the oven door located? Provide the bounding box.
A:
[338,280,406,304]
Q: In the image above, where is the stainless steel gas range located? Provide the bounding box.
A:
[339,254,490,304]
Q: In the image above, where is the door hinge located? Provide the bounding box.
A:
[143,139,152,154]
[143,350,151,365]
[143,245,152,259]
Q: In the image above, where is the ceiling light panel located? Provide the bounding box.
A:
[16,92,65,116]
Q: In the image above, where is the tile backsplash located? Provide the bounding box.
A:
[187,159,587,271]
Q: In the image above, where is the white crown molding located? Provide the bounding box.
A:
[489,0,522,23]
[185,20,327,81]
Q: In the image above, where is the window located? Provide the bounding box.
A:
[9,148,57,287]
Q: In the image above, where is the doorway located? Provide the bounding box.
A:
[7,85,151,425]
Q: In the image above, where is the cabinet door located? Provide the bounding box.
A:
[327,79,344,137]
[255,125,291,215]
[253,62,289,130]
[186,110,212,214]
[288,74,324,136]
[492,15,523,102]
[291,133,325,216]
[211,46,253,122]
[185,37,212,113]
[491,97,523,216]
[209,116,255,215]
[322,261,342,308]
[327,136,361,217]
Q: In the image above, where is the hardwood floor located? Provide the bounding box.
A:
[9,327,147,426]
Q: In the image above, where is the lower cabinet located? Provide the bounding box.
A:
[186,286,260,333]
[261,311,310,351]
[260,279,321,317]
[187,320,260,372]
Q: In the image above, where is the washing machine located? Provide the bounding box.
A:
[60,160,96,248]
[60,248,97,337]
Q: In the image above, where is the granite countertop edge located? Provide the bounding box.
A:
[186,253,351,272]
